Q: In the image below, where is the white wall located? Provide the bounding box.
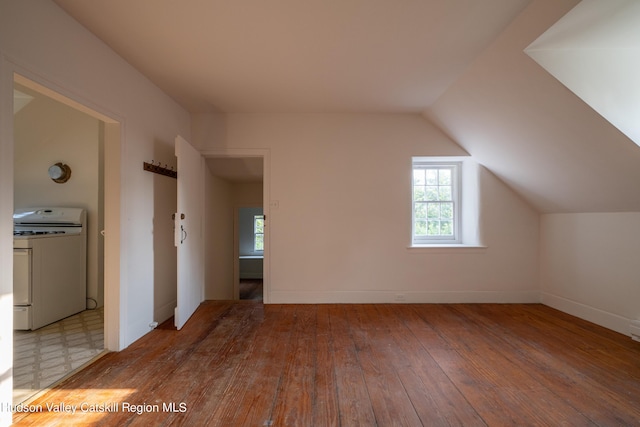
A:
[0,19,14,426]
[0,0,189,371]
[194,113,540,303]
[540,213,640,336]
[14,88,103,308]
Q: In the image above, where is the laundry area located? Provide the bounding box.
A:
[12,80,105,403]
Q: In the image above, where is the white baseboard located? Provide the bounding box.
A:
[541,292,632,337]
[630,321,640,342]
[269,290,541,304]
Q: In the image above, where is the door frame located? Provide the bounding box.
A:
[201,148,271,303]
[2,59,123,351]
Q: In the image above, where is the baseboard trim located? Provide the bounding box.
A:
[541,292,632,337]
[269,290,541,304]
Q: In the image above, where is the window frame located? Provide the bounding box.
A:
[411,160,462,245]
[253,214,264,252]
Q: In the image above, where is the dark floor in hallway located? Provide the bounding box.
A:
[239,279,263,301]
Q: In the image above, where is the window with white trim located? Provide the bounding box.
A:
[254,215,264,251]
[412,160,461,244]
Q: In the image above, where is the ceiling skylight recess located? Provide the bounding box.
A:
[525,0,640,147]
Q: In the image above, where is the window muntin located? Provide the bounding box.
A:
[254,215,264,251]
[412,162,460,244]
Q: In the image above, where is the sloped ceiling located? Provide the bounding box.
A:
[426,0,640,213]
[51,0,640,213]
[526,0,640,146]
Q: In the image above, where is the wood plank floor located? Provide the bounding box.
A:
[11,302,640,426]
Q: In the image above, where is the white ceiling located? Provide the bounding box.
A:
[205,157,263,183]
[53,0,529,113]
[52,0,640,213]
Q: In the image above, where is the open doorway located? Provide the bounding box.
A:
[11,73,120,403]
[238,207,264,301]
[203,154,268,303]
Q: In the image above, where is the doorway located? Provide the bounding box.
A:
[203,152,269,303]
[10,73,120,403]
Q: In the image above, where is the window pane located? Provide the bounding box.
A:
[411,160,460,243]
[440,220,453,236]
[427,203,440,219]
[254,215,264,251]
[441,203,453,219]
[439,186,452,201]
[427,220,440,235]
[426,186,439,201]
[426,170,438,185]
[255,234,264,251]
[439,169,451,185]
[254,216,264,232]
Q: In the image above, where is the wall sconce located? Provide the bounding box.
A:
[48,162,72,183]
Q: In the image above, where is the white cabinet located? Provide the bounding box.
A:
[13,248,32,329]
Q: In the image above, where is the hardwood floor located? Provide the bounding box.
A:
[11,302,640,426]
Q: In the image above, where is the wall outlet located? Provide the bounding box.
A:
[394,293,406,302]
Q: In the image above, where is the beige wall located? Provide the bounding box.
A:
[233,182,263,207]
[204,169,234,299]
[195,113,540,303]
[540,213,640,336]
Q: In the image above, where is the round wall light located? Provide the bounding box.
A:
[48,162,72,183]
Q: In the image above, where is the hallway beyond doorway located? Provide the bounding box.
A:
[239,279,263,301]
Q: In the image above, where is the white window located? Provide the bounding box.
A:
[254,215,264,251]
[412,160,461,244]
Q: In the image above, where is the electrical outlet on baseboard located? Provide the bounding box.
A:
[394,293,406,302]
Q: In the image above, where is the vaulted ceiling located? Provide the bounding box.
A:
[53,0,640,213]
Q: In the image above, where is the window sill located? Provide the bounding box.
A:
[407,244,487,254]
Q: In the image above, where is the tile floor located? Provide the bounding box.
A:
[13,307,104,404]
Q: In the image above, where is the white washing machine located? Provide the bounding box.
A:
[13,207,87,330]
